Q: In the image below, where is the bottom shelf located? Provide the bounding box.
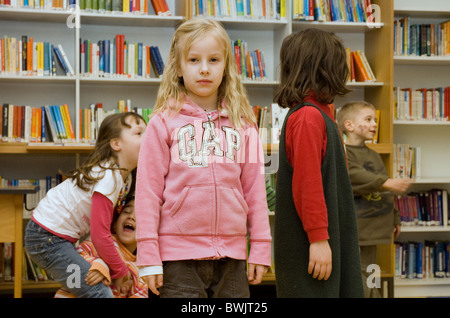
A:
[0,280,60,292]
[394,277,450,297]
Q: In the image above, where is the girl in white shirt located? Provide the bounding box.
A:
[24,112,146,298]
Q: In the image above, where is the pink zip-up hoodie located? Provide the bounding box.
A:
[135,96,272,269]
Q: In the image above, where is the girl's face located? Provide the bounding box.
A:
[114,200,137,253]
[178,32,226,110]
[113,116,146,171]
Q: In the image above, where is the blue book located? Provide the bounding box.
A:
[105,39,110,75]
[416,242,423,278]
[52,105,67,140]
[53,46,69,75]
[99,40,104,75]
[236,0,244,16]
[44,42,50,76]
[44,105,59,142]
[41,106,46,142]
[138,42,142,76]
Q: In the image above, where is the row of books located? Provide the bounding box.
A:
[393,143,420,180]
[80,36,164,78]
[0,36,74,76]
[1,100,152,143]
[394,189,449,227]
[192,0,286,20]
[79,100,152,142]
[1,104,75,143]
[0,0,73,9]
[233,39,266,81]
[394,18,450,57]
[394,86,450,122]
[346,48,376,82]
[293,0,373,23]
[79,0,171,15]
[0,0,171,15]
[395,241,450,279]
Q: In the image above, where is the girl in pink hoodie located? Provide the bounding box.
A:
[135,18,272,298]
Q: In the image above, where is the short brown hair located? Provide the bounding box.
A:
[274,28,350,108]
[336,101,376,135]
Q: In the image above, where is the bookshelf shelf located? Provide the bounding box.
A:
[208,17,287,30]
[394,120,450,126]
[400,226,450,233]
[0,7,72,23]
[80,12,185,27]
[0,75,76,83]
[292,21,384,32]
[394,55,450,65]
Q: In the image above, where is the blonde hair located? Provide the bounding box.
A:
[336,100,376,136]
[152,18,256,128]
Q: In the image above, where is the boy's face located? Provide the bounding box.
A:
[114,200,137,252]
[347,107,378,141]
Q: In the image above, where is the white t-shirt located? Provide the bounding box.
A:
[32,162,127,242]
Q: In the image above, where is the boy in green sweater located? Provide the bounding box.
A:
[337,101,411,298]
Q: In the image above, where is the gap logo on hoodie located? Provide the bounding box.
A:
[177,116,242,168]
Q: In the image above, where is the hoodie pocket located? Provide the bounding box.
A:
[168,185,214,235]
[216,186,248,236]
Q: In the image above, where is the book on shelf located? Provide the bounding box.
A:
[77,0,171,15]
[192,0,285,20]
[395,241,450,280]
[0,0,69,10]
[80,35,164,78]
[293,0,373,23]
[0,103,75,144]
[270,102,288,144]
[393,143,420,180]
[0,36,73,77]
[394,18,450,57]
[233,39,266,81]
[346,48,376,82]
[394,86,450,121]
[394,189,449,227]
[79,100,152,143]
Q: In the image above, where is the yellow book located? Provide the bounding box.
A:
[280,0,285,19]
[123,0,129,12]
[59,105,71,141]
[63,104,76,140]
[373,109,381,144]
[37,42,44,76]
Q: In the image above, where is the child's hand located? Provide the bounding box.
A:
[308,240,332,280]
[382,178,411,195]
[85,269,108,286]
[247,264,268,285]
[141,274,163,296]
[112,271,132,295]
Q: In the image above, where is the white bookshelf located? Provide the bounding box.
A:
[393,0,450,298]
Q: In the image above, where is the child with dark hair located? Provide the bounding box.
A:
[273,28,364,298]
[25,112,147,298]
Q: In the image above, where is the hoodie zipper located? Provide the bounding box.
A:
[207,112,221,258]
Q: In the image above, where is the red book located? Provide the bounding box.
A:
[151,0,162,15]
[159,0,170,15]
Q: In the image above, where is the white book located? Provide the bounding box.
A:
[58,44,75,76]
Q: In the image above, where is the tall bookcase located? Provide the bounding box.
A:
[0,0,396,297]
[392,0,450,298]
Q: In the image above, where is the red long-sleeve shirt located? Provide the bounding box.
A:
[90,191,129,279]
[284,95,334,243]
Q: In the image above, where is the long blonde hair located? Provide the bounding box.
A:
[152,18,256,128]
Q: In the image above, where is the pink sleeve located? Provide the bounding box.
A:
[135,114,170,267]
[90,191,129,279]
[240,125,272,267]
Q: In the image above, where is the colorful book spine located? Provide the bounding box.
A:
[193,0,283,20]
[80,35,162,78]
[232,39,267,81]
